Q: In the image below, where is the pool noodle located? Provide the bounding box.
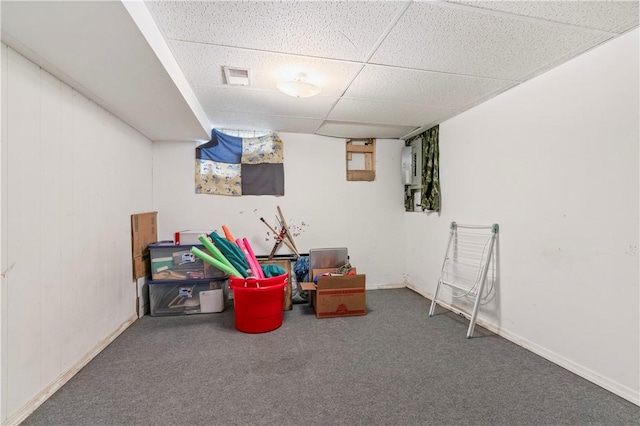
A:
[197,235,235,271]
[190,247,242,278]
[235,238,250,270]
[236,238,260,278]
[222,225,235,243]
[243,238,264,279]
[209,232,248,274]
[242,238,263,279]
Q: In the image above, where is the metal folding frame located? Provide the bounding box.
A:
[429,222,499,338]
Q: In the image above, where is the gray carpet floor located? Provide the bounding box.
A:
[22,288,639,426]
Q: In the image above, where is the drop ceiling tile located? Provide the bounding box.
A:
[210,111,323,134]
[147,1,405,61]
[316,121,416,139]
[195,85,337,119]
[328,98,457,127]
[370,2,611,81]
[345,65,515,107]
[449,1,640,34]
[168,41,361,96]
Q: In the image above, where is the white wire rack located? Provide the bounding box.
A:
[428,222,499,338]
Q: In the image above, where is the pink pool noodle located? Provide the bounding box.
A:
[243,238,264,279]
[235,238,253,276]
[236,238,262,279]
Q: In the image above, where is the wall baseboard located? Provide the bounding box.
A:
[406,284,640,407]
[3,314,138,426]
[368,283,406,290]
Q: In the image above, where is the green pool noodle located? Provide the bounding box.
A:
[209,232,249,276]
[198,235,235,270]
[190,247,242,278]
[199,234,247,277]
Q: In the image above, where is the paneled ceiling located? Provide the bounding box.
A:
[2,1,639,140]
[145,0,638,139]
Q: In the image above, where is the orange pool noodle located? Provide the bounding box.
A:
[222,225,235,242]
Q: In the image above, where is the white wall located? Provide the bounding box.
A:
[0,46,154,423]
[405,29,639,404]
[1,24,636,425]
[153,133,407,286]
[0,36,6,426]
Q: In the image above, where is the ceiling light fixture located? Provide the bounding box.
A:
[277,73,321,98]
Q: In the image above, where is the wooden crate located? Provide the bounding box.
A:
[346,138,376,181]
[258,259,292,310]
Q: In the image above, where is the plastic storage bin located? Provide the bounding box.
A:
[229,274,288,333]
[149,241,225,280]
[149,277,228,316]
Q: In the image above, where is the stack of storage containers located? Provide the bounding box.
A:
[147,241,229,316]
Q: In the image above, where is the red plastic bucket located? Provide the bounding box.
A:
[229,274,287,333]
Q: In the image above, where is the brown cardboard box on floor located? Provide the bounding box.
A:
[131,212,158,317]
[131,212,158,280]
[300,268,366,318]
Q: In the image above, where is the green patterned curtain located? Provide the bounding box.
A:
[405,125,440,212]
[421,125,440,211]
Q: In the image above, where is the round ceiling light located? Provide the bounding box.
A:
[277,73,321,98]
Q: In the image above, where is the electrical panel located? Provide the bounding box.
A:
[401,146,412,185]
[401,138,422,189]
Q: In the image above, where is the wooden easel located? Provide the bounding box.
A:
[259,206,300,260]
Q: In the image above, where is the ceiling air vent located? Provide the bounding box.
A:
[223,66,251,86]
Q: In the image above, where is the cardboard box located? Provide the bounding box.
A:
[131,212,158,280]
[300,268,366,319]
[174,230,212,246]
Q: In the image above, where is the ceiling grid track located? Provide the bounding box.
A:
[436,0,624,37]
[3,1,637,140]
[316,0,414,135]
